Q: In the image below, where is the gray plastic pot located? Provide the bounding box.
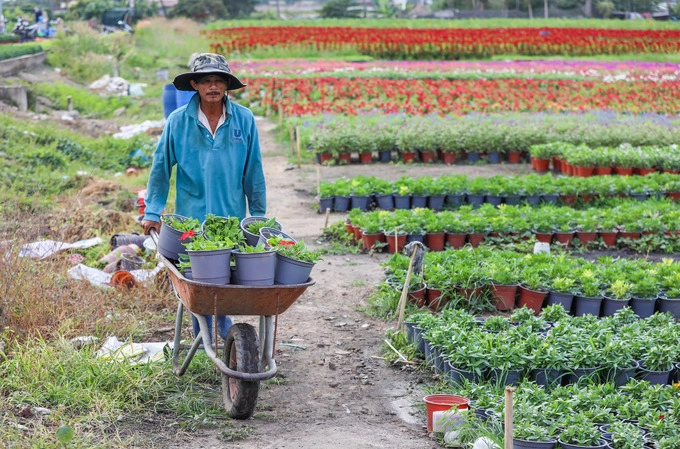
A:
[240,216,283,247]
[233,249,276,286]
[258,227,297,248]
[187,248,231,285]
[275,253,314,285]
[158,214,193,261]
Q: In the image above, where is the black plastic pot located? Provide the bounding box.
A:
[629,296,657,319]
[545,291,574,311]
[572,295,603,317]
[512,438,556,449]
[600,296,630,317]
[375,193,394,210]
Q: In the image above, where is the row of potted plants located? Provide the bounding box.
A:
[318,173,680,213]
[157,214,321,286]
[409,306,680,389]
[447,373,680,448]
[344,200,680,254]
[530,141,680,176]
[298,113,680,166]
[407,308,680,447]
[382,247,680,319]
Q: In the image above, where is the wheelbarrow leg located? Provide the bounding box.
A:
[172,301,203,376]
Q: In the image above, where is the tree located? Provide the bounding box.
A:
[170,0,258,19]
[224,0,259,18]
[319,0,361,18]
[373,0,400,16]
[596,0,615,17]
[170,0,226,19]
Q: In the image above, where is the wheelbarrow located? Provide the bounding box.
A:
[151,232,315,419]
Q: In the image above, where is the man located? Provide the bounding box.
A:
[142,53,266,342]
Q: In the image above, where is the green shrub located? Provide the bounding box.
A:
[0,42,43,61]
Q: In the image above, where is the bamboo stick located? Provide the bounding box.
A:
[296,126,301,168]
[504,386,516,449]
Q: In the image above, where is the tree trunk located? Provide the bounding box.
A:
[584,0,593,17]
[544,0,549,18]
[528,2,533,18]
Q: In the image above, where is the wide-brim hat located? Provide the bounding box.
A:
[173,53,246,91]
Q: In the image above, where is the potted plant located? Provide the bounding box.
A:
[630,274,660,318]
[557,413,607,449]
[232,242,276,286]
[513,421,558,449]
[273,240,323,285]
[638,344,675,385]
[528,334,568,388]
[371,177,395,210]
[183,234,233,285]
[318,181,335,213]
[601,279,633,317]
[157,214,201,261]
[607,421,646,449]
[573,269,603,316]
[240,216,283,246]
[202,214,244,246]
[545,276,577,311]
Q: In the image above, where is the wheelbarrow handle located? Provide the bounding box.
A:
[149,228,159,250]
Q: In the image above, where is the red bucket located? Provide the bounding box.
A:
[423,394,469,433]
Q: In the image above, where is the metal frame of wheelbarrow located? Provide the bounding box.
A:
[150,231,314,418]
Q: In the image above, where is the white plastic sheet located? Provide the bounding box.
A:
[18,237,103,260]
[67,263,163,289]
[96,336,172,365]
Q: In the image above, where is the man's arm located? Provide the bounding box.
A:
[243,116,267,216]
[144,123,176,223]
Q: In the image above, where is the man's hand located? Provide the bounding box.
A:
[142,219,161,235]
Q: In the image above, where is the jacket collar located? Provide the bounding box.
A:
[186,93,231,121]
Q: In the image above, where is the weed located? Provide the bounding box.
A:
[262,375,290,387]
[351,279,366,287]
[218,425,253,442]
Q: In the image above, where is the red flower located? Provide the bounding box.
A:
[277,240,296,247]
[659,414,665,420]
[180,230,195,240]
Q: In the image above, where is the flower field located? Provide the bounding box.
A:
[237,76,680,116]
[232,58,680,82]
[209,26,680,58]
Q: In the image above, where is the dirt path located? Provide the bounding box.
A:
[159,117,532,449]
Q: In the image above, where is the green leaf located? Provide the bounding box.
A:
[56,425,75,444]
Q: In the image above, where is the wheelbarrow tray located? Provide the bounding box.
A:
[160,253,315,316]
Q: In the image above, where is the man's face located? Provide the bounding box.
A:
[190,75,228,106]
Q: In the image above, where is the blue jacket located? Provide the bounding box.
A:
[144,94,266,223]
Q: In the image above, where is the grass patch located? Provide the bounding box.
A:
[0,114,155,210]
[318,221,362,256]
[218,425,253,442]
[0,336,229,447]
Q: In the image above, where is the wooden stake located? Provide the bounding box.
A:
[288,124,295,155]
[324,208,331,229]
[316,166,321,201]
[278,103,283,126]
[296,125,301,168]
[396,241,416,332]
[504,386,516,449]
[384,339,409,363]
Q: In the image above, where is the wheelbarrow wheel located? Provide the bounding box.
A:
[221,323,260,419]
